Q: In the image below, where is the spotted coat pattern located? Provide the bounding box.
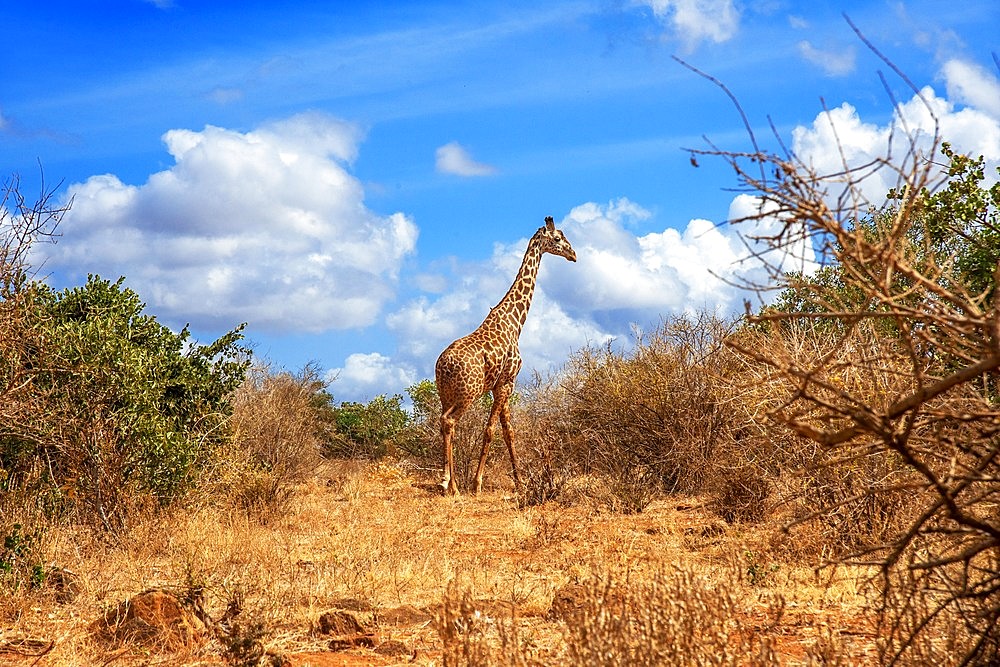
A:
[435,217,577,495]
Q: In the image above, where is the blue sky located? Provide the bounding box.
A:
[3,0,998,402]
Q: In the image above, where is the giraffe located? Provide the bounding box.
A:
[435,216,577,495]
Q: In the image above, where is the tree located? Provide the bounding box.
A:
[2,275,249,529]
[688,44,1000,663]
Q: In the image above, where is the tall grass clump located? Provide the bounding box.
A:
[559,569,781,667]
[222,363,327,517]
[521,312,774,517]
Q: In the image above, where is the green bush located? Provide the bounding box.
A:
[1,275,248,529]
[326,393,410,459]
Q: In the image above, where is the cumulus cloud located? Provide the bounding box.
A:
[550,197,815,320]
[797,40,856,77]
[435,141,498,176]
[327,352,418,401]
[382,197,809,394]
[642,0,740,50]
[790,85,1000,205]
[44,111,418,333]
[941,59,1000,119]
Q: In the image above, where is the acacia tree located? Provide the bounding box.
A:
[686,42,1000,664]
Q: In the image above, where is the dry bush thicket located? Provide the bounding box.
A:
[680,37,1000,664]
[0,175,66,483]
[221,363,326,517]
[517,313,776,519]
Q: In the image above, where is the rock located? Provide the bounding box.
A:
[318,610,367,636]
[374,640,409,656]
[90,589,205,650]
[318,609,382,653]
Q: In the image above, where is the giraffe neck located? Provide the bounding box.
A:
[485,237,543,337]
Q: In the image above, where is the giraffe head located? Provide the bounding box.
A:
[534,216,577,262]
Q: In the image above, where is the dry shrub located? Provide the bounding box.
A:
[732,320,925,553]
[877,558,992,667]
[694,48,1000,662]
[221,363,325,517]
[559,569,781,666]
[530,313,772,516]
[713,469,771,525]
[511,373,583,507]
[1,175,65,500]
[434,583,536,667]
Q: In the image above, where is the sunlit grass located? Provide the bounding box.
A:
[1,458,883,665]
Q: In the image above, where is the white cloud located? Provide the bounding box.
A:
[44,112,418,333]
[384,197,806,394]
[435,141,498,176]
[788,15,809,30]
[642,0,740,50]
[790,85,1000,206]
[941,59,1000,120]
[797,40,856,77]
[550,197,810,318]
[326,352,418,401]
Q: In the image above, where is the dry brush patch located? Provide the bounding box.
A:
[1,459,886,666]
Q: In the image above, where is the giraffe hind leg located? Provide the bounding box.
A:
[474,391,505,494]
[499,397,523,493]
[439,410,461,496]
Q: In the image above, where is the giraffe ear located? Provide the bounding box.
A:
[544,216,555,231]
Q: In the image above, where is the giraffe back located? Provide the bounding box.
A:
[435,324,522,409]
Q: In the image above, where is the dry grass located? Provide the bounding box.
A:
[1,458,890,666]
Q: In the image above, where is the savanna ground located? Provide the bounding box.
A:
[1,457,881,667]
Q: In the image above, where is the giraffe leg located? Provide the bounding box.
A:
[498,391,523,493]
[440,412,460,496]
[474,392,504,494]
